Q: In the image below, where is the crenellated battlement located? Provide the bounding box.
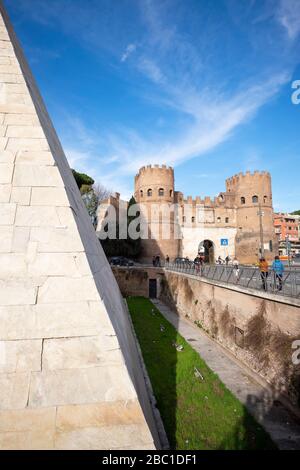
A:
[182,195,220,207]
[226,170,271,187]
[135,164,174,180]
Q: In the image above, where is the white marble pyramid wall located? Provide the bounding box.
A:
[0,2,155,450]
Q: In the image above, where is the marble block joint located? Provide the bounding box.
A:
[0,1,156,450]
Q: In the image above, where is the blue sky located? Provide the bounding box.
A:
[4,0,300,211]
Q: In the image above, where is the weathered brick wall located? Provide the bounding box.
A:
[160,271,300,407]
[112,267,164,298]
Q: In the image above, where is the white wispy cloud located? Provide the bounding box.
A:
[121,43,136,63]
[10,0,299,201]
[137,58,165,83]
[277,0,300,39]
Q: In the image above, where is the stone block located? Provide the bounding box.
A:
[56,206,78,229]
[0,163,13,183]
[0,203,16,225]
[15,150,54,165]
[55,424,153,450]
[13,165,63,187]
[0,56,10,64]
[31,187,69,206]
[0,372,30,409]
[4,114,40,126]
[0,430,55,450]
[0,253,27,277]
[10,186,31,205]
[38,277,100,303]
[0,40,12,50]
[0,280,37,306]
[28,253,78,277]
[6,138,49,152]
[0,136,7,149]
[0,339,42,373]
[15,206,61,227]
[0,407,56,433]
[0,49,15,59]
[42,336,122,371]
[0,124,6,136]
[29,365,136,408]
[0,30,9,41]
[11,226,30,253]
[73,252,93,276]
[6,126,45,139]
[56,400,146,432]
[4,83,27,95]
[0,302,102,340]
[0,183,10,202]
[30,226,84,253]
[0,225,12,252]
[0,149,15,163]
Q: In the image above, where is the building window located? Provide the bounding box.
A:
[241,197,246,205]
[264,195,268,203]
[183,216,186,223]
[147,189,152,197]
[140,190,143,198]
[158,188,164,197]
[252,195,258,204]
[170,190,173,198]
[192,217,195,223]
[217,217,221,223]
[225,217,229,223]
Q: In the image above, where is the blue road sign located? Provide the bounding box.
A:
[221,239,229,246]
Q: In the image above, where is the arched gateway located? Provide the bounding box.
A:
[198,240,215,264]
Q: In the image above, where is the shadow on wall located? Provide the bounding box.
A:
[157,273,300,449]
[218,387,300,450]
[160,273,300,408]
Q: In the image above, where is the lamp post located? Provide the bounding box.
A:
[286,235,291,267]
[257,204,265,258]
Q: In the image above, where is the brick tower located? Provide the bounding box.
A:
[226,171,277,264]
[134,165,180,262]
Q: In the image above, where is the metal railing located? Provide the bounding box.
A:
[164,263,300,299]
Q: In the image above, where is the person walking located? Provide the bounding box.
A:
[225,255,230,266]
[259,257,269,291]
[152,256,156,267]
[165,255,170,266]
[194,255,200,274]
[272,256,284,291]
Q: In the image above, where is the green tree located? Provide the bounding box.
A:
[100,196,141,259]
[291,210,300,216]
[72,169,95,190]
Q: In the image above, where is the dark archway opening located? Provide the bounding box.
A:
[198,239,215,264]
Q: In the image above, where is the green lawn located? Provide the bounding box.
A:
[127,297,277,450]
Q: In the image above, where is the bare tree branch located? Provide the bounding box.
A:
[93,183,113,203]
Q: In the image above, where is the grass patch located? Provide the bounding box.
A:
[127,296,276,450]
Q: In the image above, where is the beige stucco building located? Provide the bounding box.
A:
[133,165,277,264]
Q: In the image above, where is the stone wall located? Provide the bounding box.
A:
[160,271,300,406]
[112,267,164,298]
[0,3,156,450]
[181,226,237,261]
[112,266,300,407]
